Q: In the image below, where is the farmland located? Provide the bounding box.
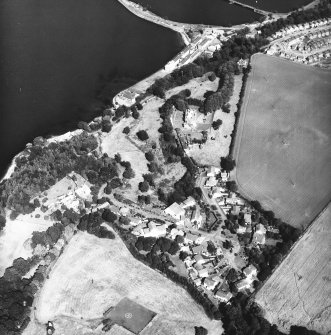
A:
[255,202,331,334]
[233,53,331,229]
[28,230,223,335]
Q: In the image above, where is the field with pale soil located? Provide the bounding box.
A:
[255,203,331,334]
[31,230,223,335]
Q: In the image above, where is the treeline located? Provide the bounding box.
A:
[260,0,331,37]
[228,64,251,157]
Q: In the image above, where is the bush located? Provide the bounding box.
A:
[145,151,154,162]
[123,167,135,179]
[208,73,216,81]
[136,130,149,141]
[221,156,236,171]
[139,181,149,193]
[212,119,223,130]
[102,209,117,223]
[122,126,130,134]
[132,110,140,119]
[0,214,6,231]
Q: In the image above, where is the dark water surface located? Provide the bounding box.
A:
[240,0,313,12]
[132,0,261,25]
[0,0,183,178]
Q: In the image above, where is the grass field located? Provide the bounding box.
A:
[233,53,331,229]
[255,202,331,334]
[31,231,223,335]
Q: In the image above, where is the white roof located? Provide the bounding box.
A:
[165,202,185,218]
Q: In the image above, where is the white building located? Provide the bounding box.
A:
[165,202,185,220]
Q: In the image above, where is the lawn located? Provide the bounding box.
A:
[233,53,331,229]
[31,230,223,335]
[255,202,331,334]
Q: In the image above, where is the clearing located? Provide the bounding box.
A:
[30,230,223,335]
[255,202,331,334]
[233,53,331,229]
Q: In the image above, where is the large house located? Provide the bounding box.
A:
[252,224,267,245]
[165,202,185,220]
[215,290,233,303]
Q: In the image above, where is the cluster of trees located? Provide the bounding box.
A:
[220,156,236,172]
[136,130,149,141]
[147,63,205,99]
[0,214,6,232]
[78,210,116,239]
[260,0,331,38]
[203,61,237,114]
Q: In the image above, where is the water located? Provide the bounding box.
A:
[0,0,314,179]
[132,0,261,25]
[240,0,313,12]
[0,0,183,179]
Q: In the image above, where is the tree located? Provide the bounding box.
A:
[0,214,6,231]
[208,73,216,81]
[145,151,154,162]
[226,180,238,192]
[226,268,238,283]
[212,119,223,130]
[114,153,122,163]
[123,126,130,134]
[136,130,149,141]
[221,156,236,171]
[132,110,140,119]
[207,241,217,254]
[102,209,117,223]
[123,167,135,179]
[223,239,233,250]
[195,326,208,335]
[102,120,112,133]
[139,181,149,193]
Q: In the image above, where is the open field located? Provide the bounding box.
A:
[0,215,53,275]
[186,74,243,165]
[233,53,331,229]
[31,231,223,335]
[255,203,331,334]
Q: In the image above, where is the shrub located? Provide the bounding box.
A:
[145,151,154,162]
[122,126,130,134]
[136,130,149,141]
[139,181,149,193]
[221,156,236,171]
[212,119,223,130]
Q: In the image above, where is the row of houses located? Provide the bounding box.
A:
[270,18,331,40]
